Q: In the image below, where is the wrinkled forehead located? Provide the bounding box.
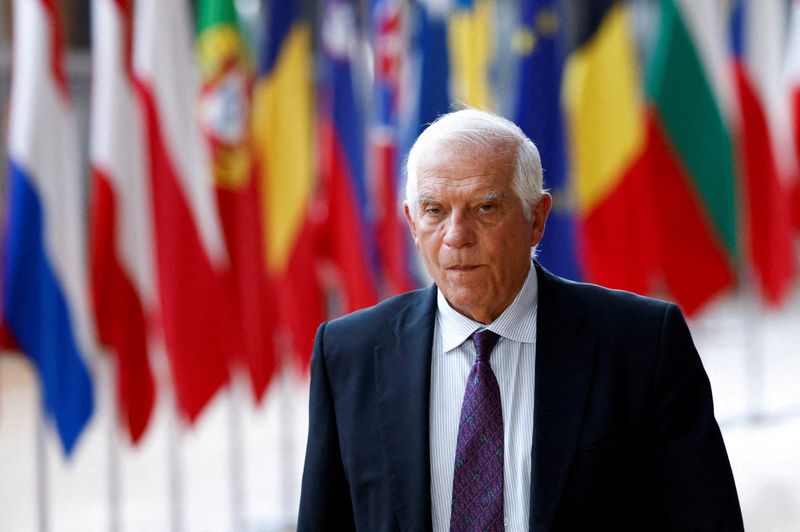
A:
[415,136,518,175]
[414,143,518,201]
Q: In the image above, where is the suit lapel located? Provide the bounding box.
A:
[375,286,437,532]
[529,265,597,532]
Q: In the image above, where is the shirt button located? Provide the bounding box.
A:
[504,517,510,528]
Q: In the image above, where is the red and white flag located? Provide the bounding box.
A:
[132,0,232,422]
[731,0,796,305]
[89,0,156,442]
[786,0,800,228]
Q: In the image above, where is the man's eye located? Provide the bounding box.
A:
[478,203,496,213]
[424,207,441,215]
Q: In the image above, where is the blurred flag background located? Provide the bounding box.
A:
[0,0,799,530]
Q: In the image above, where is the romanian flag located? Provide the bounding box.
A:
[133,0,231,421]
[3,0,95,454]
[89,0,155,442]
[252,1,321,366]
[318,0,379,314]
[645,0,739,315]
[370,0,416,295]
[729,0,795,306]
[197,0,276,400]
[562,0,657,295]
[448,0,495,109]
[513,0,582,281]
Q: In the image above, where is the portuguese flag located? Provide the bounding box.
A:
[197,0,277,399]
[644,0,738,315]
[562,0,658,295]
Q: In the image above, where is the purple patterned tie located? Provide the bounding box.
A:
[450,329,504,531]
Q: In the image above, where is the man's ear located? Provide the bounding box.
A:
[403,202,418,245]
[529,193,552,247]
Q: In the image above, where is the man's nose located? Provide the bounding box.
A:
[443,211,475,248]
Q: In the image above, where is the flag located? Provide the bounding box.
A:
[730,0,795,306]
[89,0,155,443]
[318,0,379,312]
[448,0,495,109]
[786,0,800,228]
[197,0,277,400]
[645,0,739,315]
[562,0,657,295]
[2,0,94,454]
[133,0,231,422]
[370,0,416,295]
[252,1,321,367]
[513,0,582,281]
[410,0,452,137]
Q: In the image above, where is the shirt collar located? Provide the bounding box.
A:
[436,262,538,354]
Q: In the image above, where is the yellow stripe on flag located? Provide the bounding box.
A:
[252,23,315,275]
[448,0,495,109]
[563,4,644,214]
[197,25,246,76]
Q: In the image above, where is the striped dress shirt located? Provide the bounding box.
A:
[430,264,538,532]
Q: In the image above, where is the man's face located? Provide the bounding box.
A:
[404,140,551,324]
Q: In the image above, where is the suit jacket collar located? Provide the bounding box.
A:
[375,264,596,532]
[530,263,596,532]
[375,285,437,532]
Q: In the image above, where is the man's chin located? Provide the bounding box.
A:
[440,287,488,314]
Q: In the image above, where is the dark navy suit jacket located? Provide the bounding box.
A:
[298,264,744,531]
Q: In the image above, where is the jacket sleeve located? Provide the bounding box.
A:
[645,303,744,530]
[297,323,356,531]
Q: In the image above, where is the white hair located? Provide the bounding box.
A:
[405,108,545,219]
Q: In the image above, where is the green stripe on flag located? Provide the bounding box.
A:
[197,0,239,34]
[645,0,738,259]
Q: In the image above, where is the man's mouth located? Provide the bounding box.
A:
[447,265,480,272]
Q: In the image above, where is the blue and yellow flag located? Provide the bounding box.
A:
[513,0,582,281]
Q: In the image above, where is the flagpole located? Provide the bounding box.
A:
[278,345,297,529]
[228,374,246,532]
[103,353,121,532]
[167,393,183,532]
[742,276,765,423]
[107,412,121,532]
[35,403,50,532]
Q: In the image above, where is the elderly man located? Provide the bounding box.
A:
[298,109,743,531]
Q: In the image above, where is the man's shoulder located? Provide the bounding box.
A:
[323,286,436,342]
[543,272,686,371]
[544,271,675,326]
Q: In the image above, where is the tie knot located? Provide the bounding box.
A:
[471,329,501,362]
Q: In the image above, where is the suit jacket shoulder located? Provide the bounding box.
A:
[318,286,437,377]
